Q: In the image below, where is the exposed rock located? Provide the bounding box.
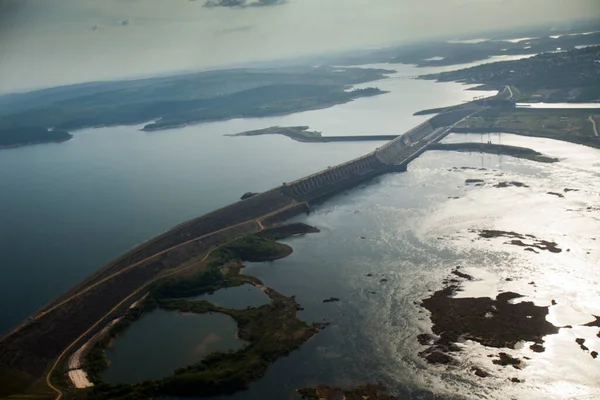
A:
[530,343,545,353]
[452,268,473,281]
[494,181,529,188]
[547,191,565,198]
[380,278,388,283]
[493,352,522,369]
[563,188,579,193]
[583,315,600,327]
[417,333,437,345]
[466,179,485,184]
[591,351,598,359]
[240,192,259,200]
[366,273,373,277]
[322,297,340,303]
[472,367,489,377]
[424,351,455,365]
[511,377,522,383]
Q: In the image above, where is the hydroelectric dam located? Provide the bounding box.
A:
[0,109,475,393]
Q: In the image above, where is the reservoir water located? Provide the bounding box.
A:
[1,57,599,399]
[103,310,244,383]
[0,61,495,333]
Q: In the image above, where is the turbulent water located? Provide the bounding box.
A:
[1,58,599,399]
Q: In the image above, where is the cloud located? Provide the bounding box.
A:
[204,0,287,8]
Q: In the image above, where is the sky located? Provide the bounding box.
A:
[0,0,598,94]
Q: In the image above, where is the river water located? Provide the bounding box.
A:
[1,58,599,399]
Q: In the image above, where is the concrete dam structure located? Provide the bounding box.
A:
[0,109,475,390]
[277,109,473,203]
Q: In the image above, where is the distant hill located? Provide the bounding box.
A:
[0,66,391,139]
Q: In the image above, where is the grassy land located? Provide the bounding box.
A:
[453,108,600,148]
[55,226,320,400]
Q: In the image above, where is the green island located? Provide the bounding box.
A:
[62,223,324,400]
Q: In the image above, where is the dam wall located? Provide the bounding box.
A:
[277,152,386,202]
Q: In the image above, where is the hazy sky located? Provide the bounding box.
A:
[0,0,598,94]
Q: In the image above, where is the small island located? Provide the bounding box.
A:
[0,127,72,149]
[227,125,397,143]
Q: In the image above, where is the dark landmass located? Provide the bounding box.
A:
[419,273,558,366]
[584,315,600,327]
[493,353,523,369]
[452,108,600,149]
[322,297,340,303]
[423,46,600,103]
[298,383,397,400]
[428,142,559,163]
[465,179,484,184]
[494,181,529,188]
[227,125,397,142]
[311,21,600,68]
[80,226,322,399]
[0,127,71,148]
[240,192,258,200]
[0,66,391,140]
[141,87,387,131]
[475,229,562,253]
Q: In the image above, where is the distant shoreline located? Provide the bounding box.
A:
[0,135,72,150]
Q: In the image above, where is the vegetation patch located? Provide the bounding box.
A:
[75,225,321,399]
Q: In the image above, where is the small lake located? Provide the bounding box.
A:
[103,310,244,383]
[192,284,270,309]
[516,102,600,109]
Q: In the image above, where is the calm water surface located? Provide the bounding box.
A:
[103,310,244,383]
